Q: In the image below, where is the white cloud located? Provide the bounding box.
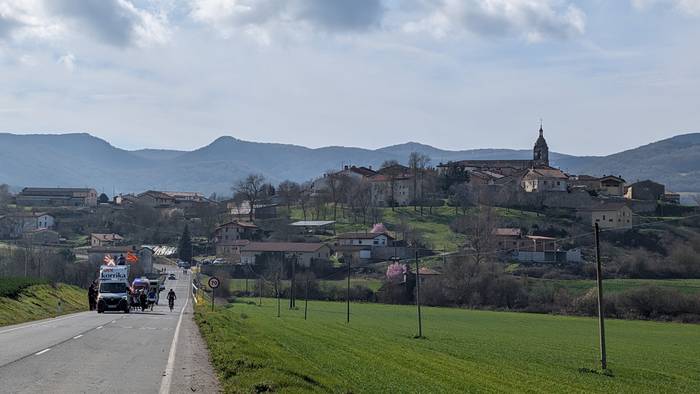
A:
[632,0,700,16]
[0,0,169,47]
[57,52,75,71]
[189,0,384,40]
[404,0,586,42]
[47,0,171,47]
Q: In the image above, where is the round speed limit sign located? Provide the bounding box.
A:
[208,277,220,289]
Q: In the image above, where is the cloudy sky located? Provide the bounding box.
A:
[0,0,698,155]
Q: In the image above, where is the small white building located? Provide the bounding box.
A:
[0,212,55,239]
[336,232,393,247]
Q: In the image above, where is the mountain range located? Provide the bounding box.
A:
[1,132,699,195]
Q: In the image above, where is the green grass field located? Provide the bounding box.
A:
[227,278,383,293]
[535,278,700,296]
[0,283,88,326]
[196,299,700,393]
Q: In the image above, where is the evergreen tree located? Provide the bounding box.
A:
[178,224,193,262]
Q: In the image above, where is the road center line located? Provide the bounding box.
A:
[159,284,190,394]
[35,348,50,356]
[73,335,83,339]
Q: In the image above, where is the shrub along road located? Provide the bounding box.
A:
[196,298,700,393]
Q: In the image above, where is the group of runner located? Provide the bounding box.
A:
[88,280,177,312]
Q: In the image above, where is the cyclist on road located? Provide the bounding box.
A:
[167,289,176,312]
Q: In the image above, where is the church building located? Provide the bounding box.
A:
[438,124,552,176]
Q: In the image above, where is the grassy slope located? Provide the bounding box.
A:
[196,299,700,393]
[0,284,88,326]
[288,205,547,251]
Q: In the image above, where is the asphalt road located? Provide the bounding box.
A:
[0,268,219,393]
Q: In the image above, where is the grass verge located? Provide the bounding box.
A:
[195,298,700,393]
[0,283,88,326]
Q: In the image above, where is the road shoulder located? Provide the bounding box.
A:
[170,301,221,393]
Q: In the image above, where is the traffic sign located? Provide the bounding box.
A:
[208,277,220,289]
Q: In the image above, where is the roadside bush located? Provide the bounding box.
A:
[419,278,448,306]
[604,229,666,255]
[614,286,700,321]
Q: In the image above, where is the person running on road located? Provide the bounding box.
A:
[167,289,176,312]
[139,289,147,312]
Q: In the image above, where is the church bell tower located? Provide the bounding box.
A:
[533,124,549,167]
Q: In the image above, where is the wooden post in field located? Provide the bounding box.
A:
[346,259,351,324]
[304,278,309,321]
[594,223,607,370]
[276,275,281,318]
[415,247,423,338]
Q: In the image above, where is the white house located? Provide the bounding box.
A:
[336,232,393,247]
[521,168,569,192]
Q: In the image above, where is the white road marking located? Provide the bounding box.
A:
[159,286,190,394]
[0,313,88,335]
[73,335,83,339]
[96,326,103,330]
[35,348,51,356]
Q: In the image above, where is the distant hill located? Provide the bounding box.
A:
[0,132,698,195]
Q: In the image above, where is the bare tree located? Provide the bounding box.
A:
[233,174,266,221]
[380,160,399,169]
[278,180,301,217]
[448,182,473,215]
[299,181,312,221]
[408,152,431,211]
[0,184,10,211]
[351,179,372,225]
[443,205,498,305]
[326,171,351,221]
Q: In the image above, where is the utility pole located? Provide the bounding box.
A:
[415,246,423,338]
[290,255,296,309]
[346,258,351,324]
[594,223,607,370]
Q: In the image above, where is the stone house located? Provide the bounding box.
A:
[136,191,176,207]
[598,175,626,196]
[578,203,634,229]
[91,233,124,247]
[214,221,260,257]
[521,168,569,192]
[625,180,665,201]
[16,188,97,207]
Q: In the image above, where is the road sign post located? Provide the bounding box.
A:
[208,276,220,312]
